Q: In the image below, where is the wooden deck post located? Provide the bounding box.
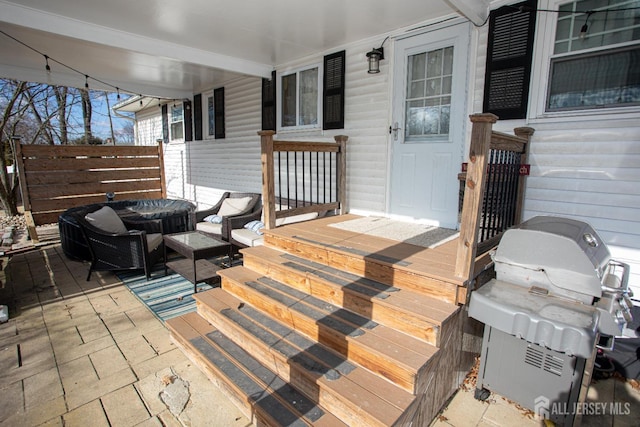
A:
[454,113,498,281]
[259,130,276,229]
[334,135,349,215]
[513,126,534,224]
[157,140,167,199]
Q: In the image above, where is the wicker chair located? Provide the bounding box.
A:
[74,207,165,281]
[193,192,262,240]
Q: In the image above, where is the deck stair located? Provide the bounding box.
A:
[166,216,470,426]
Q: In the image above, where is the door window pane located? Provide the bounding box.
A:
[405,46,453,141]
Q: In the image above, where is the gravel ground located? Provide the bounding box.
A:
[0,214,27,231]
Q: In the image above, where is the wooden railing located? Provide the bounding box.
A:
[455,113,534,280]
[259,131,348,229]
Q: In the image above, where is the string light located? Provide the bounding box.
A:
[0,28,186,107]
[580,11,595,40]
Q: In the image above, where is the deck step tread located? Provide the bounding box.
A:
[167,313,346,427]
[262,229,462,304]
[244,245,458,322]
[195,288,416,411]
[217,266,436,392]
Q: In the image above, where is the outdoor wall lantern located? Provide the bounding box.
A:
[366,47,384,74]
[366,36,389,74]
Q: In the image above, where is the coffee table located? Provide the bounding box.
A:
[163,231,231,293]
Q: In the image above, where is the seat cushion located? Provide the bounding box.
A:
[231,229,264,247]
[217,197,253,216]
[196,221,222,235]
[146,233,163,252]
[85,206,127,234]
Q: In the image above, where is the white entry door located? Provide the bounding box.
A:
[389,22,470,229]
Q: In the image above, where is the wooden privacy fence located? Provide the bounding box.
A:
[15,142,166,241]
[259,131,348,229]
[455,113,534,281]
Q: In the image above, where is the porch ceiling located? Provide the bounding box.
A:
[0,0,486,100]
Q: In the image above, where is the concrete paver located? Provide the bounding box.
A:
[101,384,151,426]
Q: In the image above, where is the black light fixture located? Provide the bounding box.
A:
[366,36,389,74]
[580,11,594,40]
[366,47,384,74]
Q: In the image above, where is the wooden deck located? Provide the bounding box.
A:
[167,212,483,426]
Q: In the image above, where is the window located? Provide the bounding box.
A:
[207,94,215,137]
[547,0,640,111]
[279,64,321,130]
[170,105,184,141]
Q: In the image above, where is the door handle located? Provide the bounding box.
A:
[390,122,401,141]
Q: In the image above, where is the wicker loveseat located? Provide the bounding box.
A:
[59,199,196,261]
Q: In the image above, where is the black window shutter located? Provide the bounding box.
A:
[214,87,225,139]
[483,0,537,119]
[161,104,169,144]
[262,70,276,131]
[323,50,346,130]
[193,93,202,140]
[183,100,193,141]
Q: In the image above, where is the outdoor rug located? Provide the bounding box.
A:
[117,266,213,322]
[329,216,459,249]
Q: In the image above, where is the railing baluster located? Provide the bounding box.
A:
[277,151,282,209]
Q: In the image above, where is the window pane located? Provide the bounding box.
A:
[171,105,183,122]
[299,68,318,125]
[282,74,296,127]
[554,0,640,54]
[171,123,183,140]
[405,47,453,140]
[548,47,640,110]
[207,96,215,136]
[170,106,183,141]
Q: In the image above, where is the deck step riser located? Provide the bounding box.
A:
[264,234,459,304]
[242,251,442,346]
[219,275,418,393]
[193,291,411,426]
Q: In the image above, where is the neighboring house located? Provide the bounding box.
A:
[113,0,640,297]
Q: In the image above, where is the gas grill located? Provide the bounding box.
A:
[469,216,634,426]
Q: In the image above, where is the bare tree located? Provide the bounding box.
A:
[54,86,68,144]
[0,81,27,215]
[80,87,92,143]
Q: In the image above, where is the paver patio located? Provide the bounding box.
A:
[1,243,638,426]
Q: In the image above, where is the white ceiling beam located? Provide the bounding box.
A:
[445,0,490,26]
[0,1,273,79]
